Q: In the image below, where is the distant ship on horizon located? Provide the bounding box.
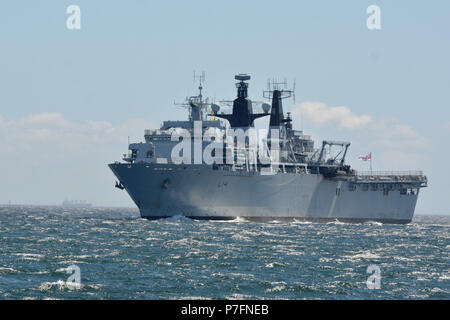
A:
[61,200,93,208]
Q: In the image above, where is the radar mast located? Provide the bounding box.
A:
[174,71,210,121]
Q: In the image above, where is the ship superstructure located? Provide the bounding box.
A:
[109,74,427,223]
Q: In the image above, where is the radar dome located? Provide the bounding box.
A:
[262,102,271,114]
[211,103,220,114]
[235,74,251,81]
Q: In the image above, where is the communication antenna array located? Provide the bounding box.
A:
[263,77,296,103]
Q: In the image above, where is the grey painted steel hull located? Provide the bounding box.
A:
[109,163,419,224]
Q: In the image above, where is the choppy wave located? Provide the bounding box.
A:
[159,215,194,222]
[326,219,348,225]
[224,216,248,223]
[292,219,313,225]
[363,221,383,226]
[347,251,381,260]
[37,280,102,291]
[0,267,20,274]
[0,206,448,299]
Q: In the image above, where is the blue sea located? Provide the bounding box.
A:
[0,206,448,300]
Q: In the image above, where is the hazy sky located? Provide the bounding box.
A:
[0,1,449,214]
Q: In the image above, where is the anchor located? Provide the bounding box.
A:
[115,180,125,190]
[162,178,171,189]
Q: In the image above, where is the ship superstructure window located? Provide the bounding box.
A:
[147,150,154,158]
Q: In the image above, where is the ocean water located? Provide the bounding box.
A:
[0,206,448,300]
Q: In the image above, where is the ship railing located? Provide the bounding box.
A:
[352,171,427,186]
[144,129,173,135]
[357,171,424,176]
[145,129,170,135]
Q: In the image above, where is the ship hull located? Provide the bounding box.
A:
[109,163,420,224]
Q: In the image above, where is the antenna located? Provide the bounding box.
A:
[175,71,211,121]
[193,71,206,102]
[263,77,296,102]
[127,136,130,157]
[292,79,296,103]
[193,71,205,84]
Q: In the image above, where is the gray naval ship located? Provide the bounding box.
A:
[109,74,427,224]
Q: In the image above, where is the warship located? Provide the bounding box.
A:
[62,200,92,208]
[109,74,427,223]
